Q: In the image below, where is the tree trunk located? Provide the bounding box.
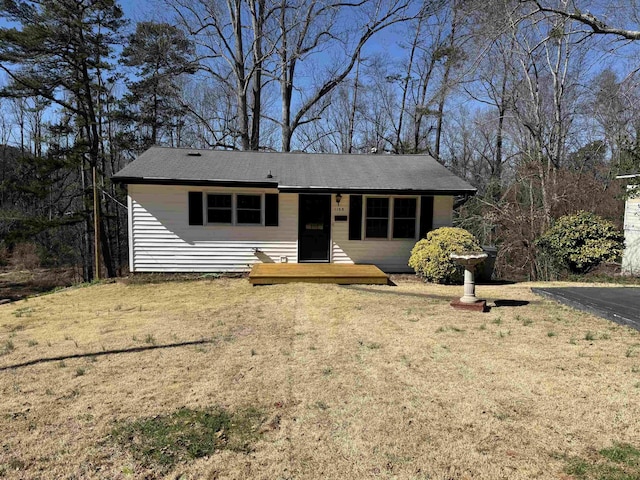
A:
[249,0,264,150]
[347,52,361,154]
[229,0,250,150]
[80,159,93,282]
[396,18,422,154]
[435,7,458,160]
[414,55,436,154]
[78,32,115,276]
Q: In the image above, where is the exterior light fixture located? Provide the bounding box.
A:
[336,193,342,205]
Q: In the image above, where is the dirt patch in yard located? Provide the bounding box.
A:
[0,278,639,479]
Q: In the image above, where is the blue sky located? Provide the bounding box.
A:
[120,0,156,22]
[118,0,405,54]
[3,0,638,152]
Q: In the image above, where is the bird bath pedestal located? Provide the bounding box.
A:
[450,252,488,312]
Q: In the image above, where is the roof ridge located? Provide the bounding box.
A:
[145,145,438,159]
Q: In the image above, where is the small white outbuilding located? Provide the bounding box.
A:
[112,147,476,273]
[619,174,640,275]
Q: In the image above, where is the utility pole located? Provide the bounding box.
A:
[93,166,100,280]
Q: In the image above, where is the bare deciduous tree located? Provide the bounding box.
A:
[271,0,416,151]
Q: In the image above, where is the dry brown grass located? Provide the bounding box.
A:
[0,278,639,479]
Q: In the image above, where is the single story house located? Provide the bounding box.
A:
[112,147,476,273]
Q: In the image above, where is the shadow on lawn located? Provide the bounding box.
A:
[493,299,530,307]
[0,339,215,371]
[342,286,535,307]
[341,285,453,301]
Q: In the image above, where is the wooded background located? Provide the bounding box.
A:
[1,0,638,280]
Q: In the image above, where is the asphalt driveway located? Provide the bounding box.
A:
[532,286,640,331]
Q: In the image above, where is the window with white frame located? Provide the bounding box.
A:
[206,193,262,225]
[365,196,417,239]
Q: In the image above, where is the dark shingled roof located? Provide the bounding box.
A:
[112,147,476,195]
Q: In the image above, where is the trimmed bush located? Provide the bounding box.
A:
[536,211,624,274]
[409,227,482,284]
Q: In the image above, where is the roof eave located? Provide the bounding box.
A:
[111,177,477,196]
[278,186,477,196]
[111,176,279,189]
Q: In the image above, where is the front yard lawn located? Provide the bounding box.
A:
[0,277,639,479]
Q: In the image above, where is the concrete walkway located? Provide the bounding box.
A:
[532,286,640,331]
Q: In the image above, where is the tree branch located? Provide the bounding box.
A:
[530,1,640,40]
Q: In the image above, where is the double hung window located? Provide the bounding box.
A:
[365,198,389,238]
[236,195,261,224]
[189,192,278,226]
[364,197,417,240]
[206,193,262,225]
[392,198,416,239]
[207,194,232,223]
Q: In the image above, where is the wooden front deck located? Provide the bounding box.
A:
[249,263,389,285]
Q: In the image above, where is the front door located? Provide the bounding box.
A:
[298,194,331,262]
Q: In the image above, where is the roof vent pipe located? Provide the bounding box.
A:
[266,170,273,178]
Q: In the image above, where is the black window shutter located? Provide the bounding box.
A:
[188,192,203,225]
[419,196,434,239]
[349,195,362,240]
[265,193,279,226]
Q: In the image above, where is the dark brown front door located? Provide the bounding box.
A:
[298,194,331,262]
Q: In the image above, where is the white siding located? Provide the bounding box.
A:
[331,194,455,273]
[129,185,298,272]
[128,186,456,273]
[622,192,640,275]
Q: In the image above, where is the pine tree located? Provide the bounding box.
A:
[0,0,127,279]
[120,21,196,149]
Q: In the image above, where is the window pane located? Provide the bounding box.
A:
[393,198,416,238]
[394,198,416,219]
[366,219,388,238]
[208,208,232,223]
[393,219,416,238]
[237,209,261,224]
[237,194,260,209]
[365,197,389,238]
[366,197,389,218]
[207,194,232,223]
[237,194,261,224]
[208,194,231,208]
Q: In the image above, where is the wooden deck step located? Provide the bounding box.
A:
[249,263,388,285]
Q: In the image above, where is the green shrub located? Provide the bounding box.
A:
[536,211,624,274]
[408,227,482,284]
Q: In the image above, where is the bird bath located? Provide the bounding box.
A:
[450,252,488,311]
